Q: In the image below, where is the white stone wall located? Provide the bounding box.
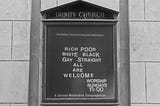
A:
[0,0,160,106]
[130,0,160,106]
[0,0,31,106]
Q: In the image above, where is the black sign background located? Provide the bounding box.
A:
[44,24,116,101]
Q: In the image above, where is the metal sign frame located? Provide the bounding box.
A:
[41,21,118,104]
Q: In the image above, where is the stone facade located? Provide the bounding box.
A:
[0,0,30,106]
[130,0,160,106]
[0,0,160,106]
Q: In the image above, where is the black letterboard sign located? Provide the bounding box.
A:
[42,0,118,103]
[44,24,117,102]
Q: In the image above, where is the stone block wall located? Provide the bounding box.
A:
[0,0,160,106]
[0,0,31,106]
[130,0,160,106]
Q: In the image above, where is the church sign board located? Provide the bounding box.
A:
[41,0,119,104]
